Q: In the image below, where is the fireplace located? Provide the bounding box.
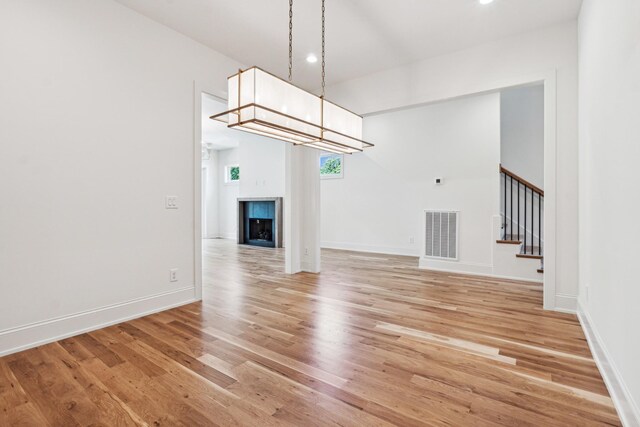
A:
[249,218,273,243]
[237,198,283,248]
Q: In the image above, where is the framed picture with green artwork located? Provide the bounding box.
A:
[225,164,240,184]
[319,153,344,179]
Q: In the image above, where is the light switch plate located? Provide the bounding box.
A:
[165,196,178,209]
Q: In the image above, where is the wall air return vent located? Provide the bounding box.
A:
[424,210,459,260]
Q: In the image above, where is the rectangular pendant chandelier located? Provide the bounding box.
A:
[210,67,373,154]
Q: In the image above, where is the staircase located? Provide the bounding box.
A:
[496,165,544,274]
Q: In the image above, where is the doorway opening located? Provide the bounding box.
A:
[197,92,286,298]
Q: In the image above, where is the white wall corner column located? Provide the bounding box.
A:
[285,145,321,274]
[577,0,640,422]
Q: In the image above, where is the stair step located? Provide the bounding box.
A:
[517,253,543,260]
[496,239,521,245]
[537,268,544,273]
[517,246,543,260]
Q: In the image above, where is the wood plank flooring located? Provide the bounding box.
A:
[0,239,620,426]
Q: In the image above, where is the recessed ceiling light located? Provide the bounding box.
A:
[306,54,318,63]
[479,0,494,4]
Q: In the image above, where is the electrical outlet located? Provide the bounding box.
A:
[409,237,415,244]
[304,247,309,255]
[165,196,178,209]
[169,268,178,282]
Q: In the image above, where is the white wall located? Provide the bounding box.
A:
[501,85,545,188]
[322,93,500,269]
[578,0,640,424]
[211,136,286,240]
[202,151,219,238]
[216,148,240,240]
[238,137,286,199]
[0,0,242,355]
[324,21,578,310]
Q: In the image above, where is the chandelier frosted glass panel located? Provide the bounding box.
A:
[211,67,373,154]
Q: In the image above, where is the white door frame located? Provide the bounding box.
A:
[541,72,558,311]
[193,81,228,301]
[363,70,558,311]
[201,166,208,239]
[194,72,559,310]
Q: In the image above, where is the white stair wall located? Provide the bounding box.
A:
[492,216,542,282]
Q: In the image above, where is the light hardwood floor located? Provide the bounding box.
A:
[0,239,620,426]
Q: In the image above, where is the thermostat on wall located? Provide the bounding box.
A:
[435,177,443,185]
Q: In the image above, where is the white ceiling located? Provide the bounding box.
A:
[115,0,582,91]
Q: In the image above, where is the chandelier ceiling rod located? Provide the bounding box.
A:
[321,0,326,97]
[288,0,293,82]
[210,0,373,154]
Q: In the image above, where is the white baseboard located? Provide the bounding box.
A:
[204,232,236,240]
[418,260,543,284]
[321,240,419,257]
[217,231,237,240]
[301,261,320,274]
[553,294,577,313]
[578,302,640,426]
[419,257,493,275]
[0,286,197,357]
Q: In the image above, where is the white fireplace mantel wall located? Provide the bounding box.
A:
[211,135,286,241]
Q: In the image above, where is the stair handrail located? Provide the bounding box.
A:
[499,165,544,196]
[500,164,544,257]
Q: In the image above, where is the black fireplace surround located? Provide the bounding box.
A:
[237,198,283,248]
